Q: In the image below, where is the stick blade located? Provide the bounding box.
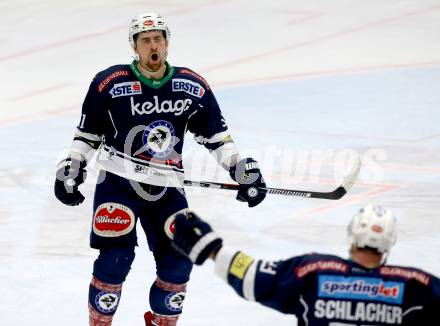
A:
[341,154,361,193]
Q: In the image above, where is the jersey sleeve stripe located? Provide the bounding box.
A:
[210,142,240,169]
[242,260,257,301]
[72,136,102,149]
[75,129,103,141]
[71,139,95,158]
[214,246,239,283]
[193,130,231,145]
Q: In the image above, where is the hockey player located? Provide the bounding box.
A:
[54,13,266,326]
[172,205,440,325]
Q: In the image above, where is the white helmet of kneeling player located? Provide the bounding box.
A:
[129,13,171,49]
[347,204,397,254]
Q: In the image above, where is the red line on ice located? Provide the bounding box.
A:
[202,5,440,73]
[8,83,73,101]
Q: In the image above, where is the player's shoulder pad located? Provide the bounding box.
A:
[174,66,210,87]
[173,67,211,98]
[379,264,434,286]
[92,64,132,93]
[302,252,346,262]
[294,253,350,278]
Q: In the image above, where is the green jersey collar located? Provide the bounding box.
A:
[130,61,174,89]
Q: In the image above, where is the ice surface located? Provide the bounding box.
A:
[1,1,439,325]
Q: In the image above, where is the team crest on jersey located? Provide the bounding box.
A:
[172,78,205,98]
[93,203,135,237]
[142,120,175,159]
[109,81,142,98]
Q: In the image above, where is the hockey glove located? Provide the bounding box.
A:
[172,212,223,265]
[229,157,267,207]
[54,157,87,206]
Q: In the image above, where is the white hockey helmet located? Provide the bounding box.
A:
[129,13,170,48]
[347,204,397,253]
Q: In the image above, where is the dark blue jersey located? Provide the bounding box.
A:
[71,61,237,186]
[215,249,440,325]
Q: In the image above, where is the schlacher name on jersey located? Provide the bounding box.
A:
[110,81,142,98]
[172,78,205,98]
[314,300,403,324]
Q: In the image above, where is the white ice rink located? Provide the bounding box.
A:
[1,1,440,325]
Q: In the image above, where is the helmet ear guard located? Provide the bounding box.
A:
[347,204,397,254]
[129,13,171,49]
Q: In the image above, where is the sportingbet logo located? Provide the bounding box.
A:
[318,275,404,304]
[110,81,142,98]
[172,78,205,98]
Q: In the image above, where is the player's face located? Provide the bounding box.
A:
[135,31,168,72]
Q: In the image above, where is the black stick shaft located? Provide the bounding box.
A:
[183,156,361,200]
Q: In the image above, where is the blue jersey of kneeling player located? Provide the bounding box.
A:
[71,61,235,187]
[217,250,440,325]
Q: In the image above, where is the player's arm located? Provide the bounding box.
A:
[187,87,266,207]
[213,248,300,314]
[54,77,105,206]
[172,212,299,314]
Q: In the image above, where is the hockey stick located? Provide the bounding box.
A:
[184,156,361,200]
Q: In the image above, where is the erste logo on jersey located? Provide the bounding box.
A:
[172,78,205,98]
[318,275,404,304]
[110,81,142,98]
[93,203,135,237]
[142,120,176,159]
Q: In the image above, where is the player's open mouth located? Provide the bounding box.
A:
[151,53,159,62]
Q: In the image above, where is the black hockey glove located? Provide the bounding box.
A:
[54,157,87,206]
[229,158,267,207]
[172,212,223,265]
